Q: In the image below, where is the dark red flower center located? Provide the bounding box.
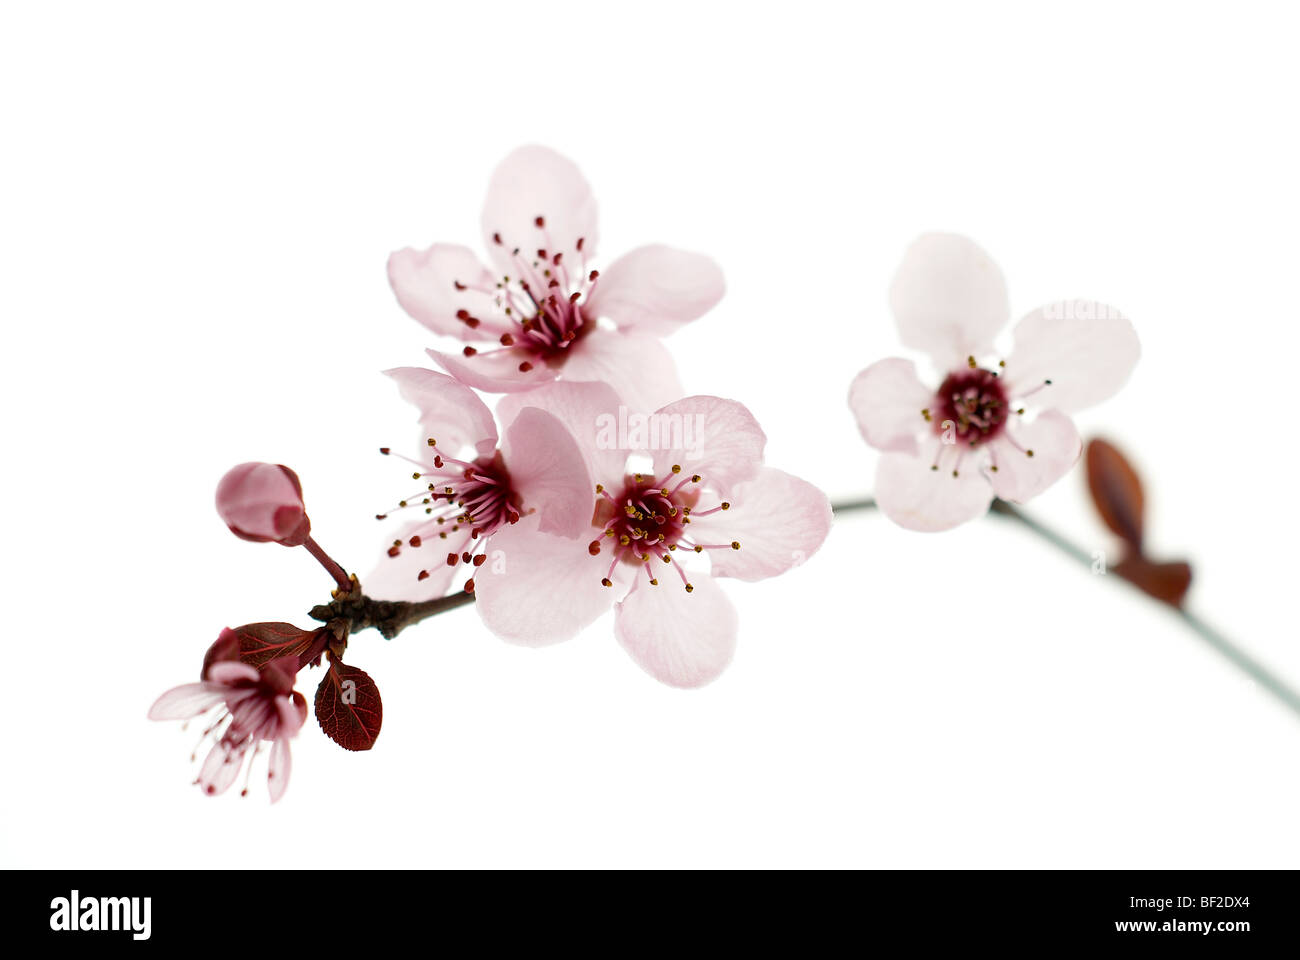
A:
[930,367,1009,447]
[377,446,522,593]
[586,467,739,592]
[453,214,598,372]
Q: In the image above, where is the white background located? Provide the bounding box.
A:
[3,1,1298,868]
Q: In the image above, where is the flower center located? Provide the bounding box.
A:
[454,215,598,371]
[929,366,1009,447]
[377,445,522,591]
[585,466,739,592]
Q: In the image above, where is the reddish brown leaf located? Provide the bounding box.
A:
[315,662,383,751]
[1086,438,1145,549]
[1115,556,1193,609]
[232,622,320,670]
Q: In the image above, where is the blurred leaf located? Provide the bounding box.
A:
[1114,556,1193,609]
[1086,438,1145,549]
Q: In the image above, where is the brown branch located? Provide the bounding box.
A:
[309,589,476,640]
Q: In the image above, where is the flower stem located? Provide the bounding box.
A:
[302,536,353,593]
[828,496,1300,722]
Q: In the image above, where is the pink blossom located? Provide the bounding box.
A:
[148,641,308,802]
[472,383,833,688]
[387,145,725,413]
[848,234,1140,532]
[215,462,310,546]
[364,367,596,601]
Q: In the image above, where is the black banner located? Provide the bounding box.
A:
[5,870,1288,948]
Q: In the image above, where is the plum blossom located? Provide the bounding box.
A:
[848,234,1140,532]
[148,643,308,802]
[215,462,310,546]
[472,382,832,688]
[387,145,725,414]
[365,367,595,601]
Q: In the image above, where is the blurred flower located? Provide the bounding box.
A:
[149,644,308,802]
[215,462,310,546]
[473,383,832,688]
[365,368,595,600]
[387,145,724,413]
[849,234,1140,531]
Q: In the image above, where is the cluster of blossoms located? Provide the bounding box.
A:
[151,148,1137,802]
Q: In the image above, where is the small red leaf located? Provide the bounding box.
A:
[1086,439,1145,549]
[315,662,383,751]
[1115,556,1193,609]
[231,622,320,670]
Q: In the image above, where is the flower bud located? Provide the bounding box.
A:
[215,462,311,546]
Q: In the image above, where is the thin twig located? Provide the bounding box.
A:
[828,495,1300,721]
[986,500,1300,720]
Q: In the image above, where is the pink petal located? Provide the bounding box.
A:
[584,244,725,335]
[473,515,614,646]
[267,737,291,804]
[692,467,832,581]
[874,437,995,532]
[1005,301,1140,413]
[847,357,935,455]
[614,574,737,688]
[496,379,629,487]
[273,693,307,739]
[197,741,243,797]
[501,406,594,539]
[988,410,1082,503]
[386,243,499,341]
[364,520,463,602]
[261,655,299,697]
[227,695,275,740]
[480,145,599,276]
[147,682,227,721]
[557,327,684,414]
[889,233,1010,370]
[650,396,766,492]
[428,346,558,394]
[383,366,498,458]
[205,661,260,686]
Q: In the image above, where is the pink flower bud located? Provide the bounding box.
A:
[215,462,311,546]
